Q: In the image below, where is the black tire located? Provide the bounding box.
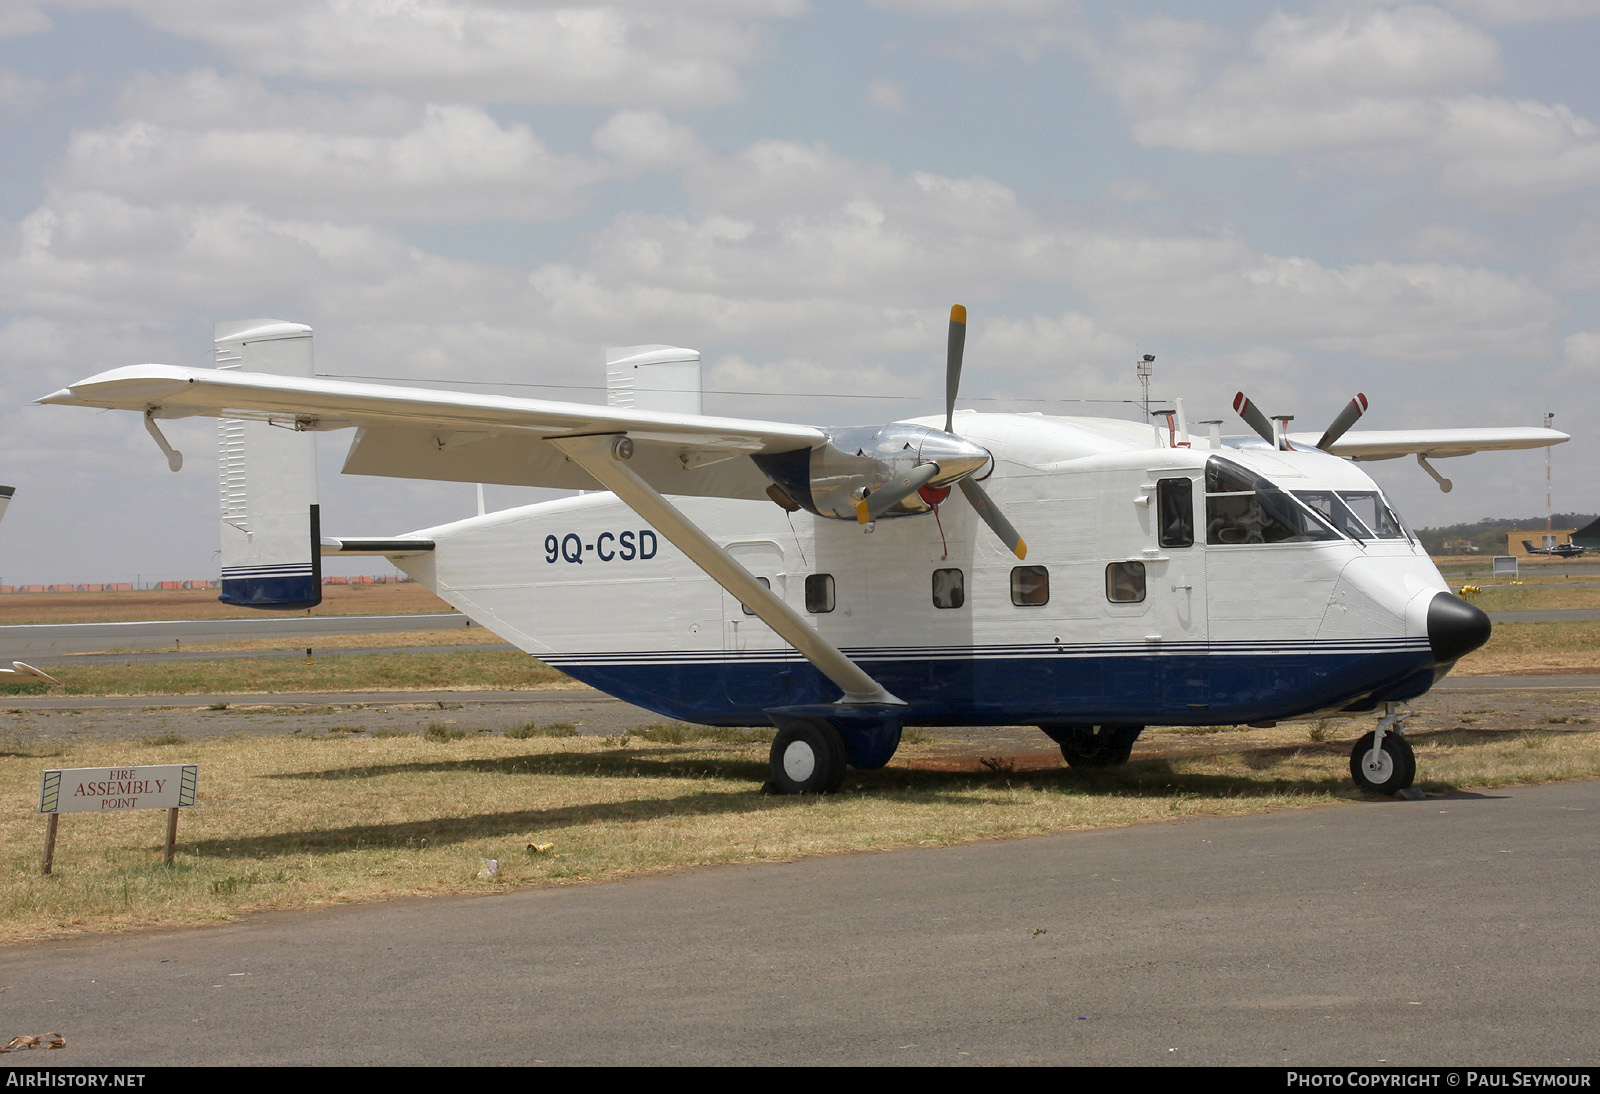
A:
[1349,730,1416,794]
[769,719,847,794]
[1053,724,1143,769]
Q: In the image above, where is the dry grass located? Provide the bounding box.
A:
[1463,585,1600,612]
[0,651,571,697]
[99,628,500,655]
[1457,620,1600,675]
[4,721,1598,944]
[0,583,450,625]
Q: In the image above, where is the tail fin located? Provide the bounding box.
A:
[215,320,322,610]
[605,345,702,414]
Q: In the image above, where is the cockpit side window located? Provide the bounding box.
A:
[1204,456,1339,545]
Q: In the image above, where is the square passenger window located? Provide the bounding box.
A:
[1105,561,1145,603]
[1010,565,1049,606]
[932,568,965,609]
[805,573,835,614]
[740,576,771,615]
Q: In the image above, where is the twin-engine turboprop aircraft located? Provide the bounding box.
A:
[40,309,1567,794]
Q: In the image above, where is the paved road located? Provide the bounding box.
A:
[3,778,1595,1066]
[0,613,470,661]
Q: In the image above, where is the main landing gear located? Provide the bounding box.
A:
[768,718,848,795]
[1043,725,1144,769]
[1350,703,1416,795]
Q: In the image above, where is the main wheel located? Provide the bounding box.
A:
[769,719,847,794]
[1349,730,1416,794]
[1051,725,1143,769]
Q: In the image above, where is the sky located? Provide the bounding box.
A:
[1,0,1597,584]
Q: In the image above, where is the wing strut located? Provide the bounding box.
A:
[552,433,904,708]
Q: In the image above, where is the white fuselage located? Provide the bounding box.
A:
[397,413,1451,728]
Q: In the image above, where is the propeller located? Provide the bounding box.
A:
[1233,391,1369,453]
[857,463,941,523]
[1315,393,1368,451]
[940,304,1027,560]
[1233,392,1280,448]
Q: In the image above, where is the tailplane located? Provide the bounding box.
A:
[215,320,321,609]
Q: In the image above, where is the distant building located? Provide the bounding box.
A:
[1508,530,1578,556]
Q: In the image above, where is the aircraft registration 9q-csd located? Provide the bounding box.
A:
[41,308,1567,795]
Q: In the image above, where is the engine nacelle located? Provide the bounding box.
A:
[751,423,991,521]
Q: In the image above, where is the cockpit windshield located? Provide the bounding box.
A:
[1338,491,1407,539]
[1204,456,1339,545]
[1293,490,1407,541]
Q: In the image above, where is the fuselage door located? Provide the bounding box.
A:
[1152,475,1209,712]
[720,540,792,708]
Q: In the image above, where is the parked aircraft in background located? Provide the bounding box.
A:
[1522,539,1590,559]
[41,310,1568,794]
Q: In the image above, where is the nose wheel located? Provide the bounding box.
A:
[1350,705,1416,795]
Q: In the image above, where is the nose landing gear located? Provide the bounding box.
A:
[1350,702,1416,795]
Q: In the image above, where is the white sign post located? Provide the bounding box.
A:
[37,764,198,874]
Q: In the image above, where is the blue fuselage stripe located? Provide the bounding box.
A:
[544,647,1440,728]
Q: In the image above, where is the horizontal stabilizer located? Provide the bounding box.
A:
[320,536,436,556]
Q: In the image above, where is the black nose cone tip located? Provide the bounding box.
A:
[1428,592,1492,663]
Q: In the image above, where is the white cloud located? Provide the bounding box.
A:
[57,76,610,222]
[1092,4,1600,207]
[1442,0,1600,23]
[0,3,49,38]
[867,79,905,112]
[60,0,801,107]
[592,109,711,173]
[0,65,48,114]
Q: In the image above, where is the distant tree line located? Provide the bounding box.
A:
[1416,513,1598,555]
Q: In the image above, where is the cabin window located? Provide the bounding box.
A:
[805,573,835,614]
[1204,456,1338,545]
[739,576,771,616]
[932,568,965,609]
[1010,566,1049,606]
[1106,561,1146,603]
[1157,478,1194,548]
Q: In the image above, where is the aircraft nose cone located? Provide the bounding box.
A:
[1428,592,1491,663]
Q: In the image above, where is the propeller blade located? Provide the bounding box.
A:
[1316,393,1369,451]
[959,476,1027,559]
[856,463,941,524]
[945,304,966,434]
[1233,392,1277,447]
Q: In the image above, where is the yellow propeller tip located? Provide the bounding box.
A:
[950,304,967,324]
[855,499,871,524]
[1014,539,1027,560]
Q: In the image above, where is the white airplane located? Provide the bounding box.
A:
[0,484,61,686]
[40,311,1568,795]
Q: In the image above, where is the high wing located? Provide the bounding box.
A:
[1286,427,1569,461]
[39,364,825,500]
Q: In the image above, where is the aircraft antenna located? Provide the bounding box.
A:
[1545,411,1555,533]
[1136,354,1154,422]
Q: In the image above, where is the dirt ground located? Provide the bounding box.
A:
[6,682,1594,775]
